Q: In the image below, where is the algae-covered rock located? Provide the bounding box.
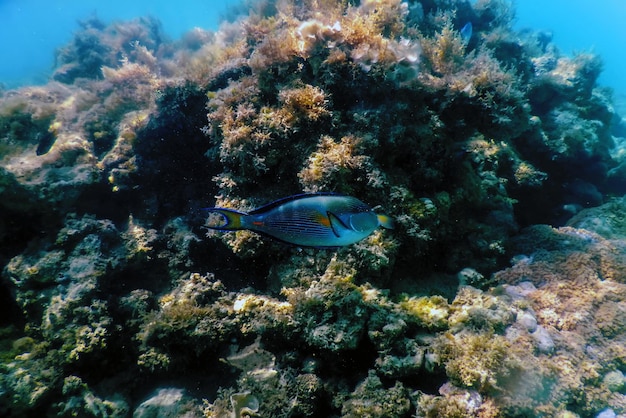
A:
[133,388,202,418]
[1,0,625,416]
[416,383,500,418]
[54,375,130,418]
[341,371,411,418]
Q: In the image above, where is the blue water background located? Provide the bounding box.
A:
[0,0,239,87]
[514,0,626,108]
[0,0,625,106]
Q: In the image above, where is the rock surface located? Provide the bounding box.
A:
[1,1,626,417]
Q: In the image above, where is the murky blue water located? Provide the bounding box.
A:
[0,0,239,87]
[1,0,625,105]
[515,0,626,107]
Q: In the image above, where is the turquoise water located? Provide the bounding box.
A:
[1,0,625,103]
[515,0,626,107]
[0,0,239,87]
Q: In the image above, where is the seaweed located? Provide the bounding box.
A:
[0,0,625,416]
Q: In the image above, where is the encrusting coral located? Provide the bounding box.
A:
[1,0,626,417]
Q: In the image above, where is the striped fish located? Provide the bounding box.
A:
[204,193,393,248]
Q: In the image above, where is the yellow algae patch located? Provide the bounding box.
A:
[233,294,293,315]
[59,95,76,111]
[400,295,449,329]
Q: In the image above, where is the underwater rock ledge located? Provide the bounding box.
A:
[1,0,626,417]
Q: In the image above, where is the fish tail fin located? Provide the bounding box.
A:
[203,208,247,230]
[377,214,394,229]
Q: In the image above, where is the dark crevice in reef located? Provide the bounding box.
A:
[132,83,220,227]
[206,65,252,91]
[99,262,172,296]
[85,118,118,159]
[322,349,378,384]
[0,209,53,264]
[0,284,23,328]
[396,370,449,396]
[187,233,272,292]
[73,184,136,226]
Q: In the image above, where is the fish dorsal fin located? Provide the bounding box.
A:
[327,211,349,237]
[248,192,341,215]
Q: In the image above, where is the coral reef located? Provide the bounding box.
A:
[1,0,626,417]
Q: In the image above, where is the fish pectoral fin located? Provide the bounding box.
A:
[327,211,348,237]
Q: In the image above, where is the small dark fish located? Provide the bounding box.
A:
[204,193,393,248]
[460,22,473,44]
[36,130,56,156]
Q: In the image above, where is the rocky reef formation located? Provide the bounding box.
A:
[1,0,626,416]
